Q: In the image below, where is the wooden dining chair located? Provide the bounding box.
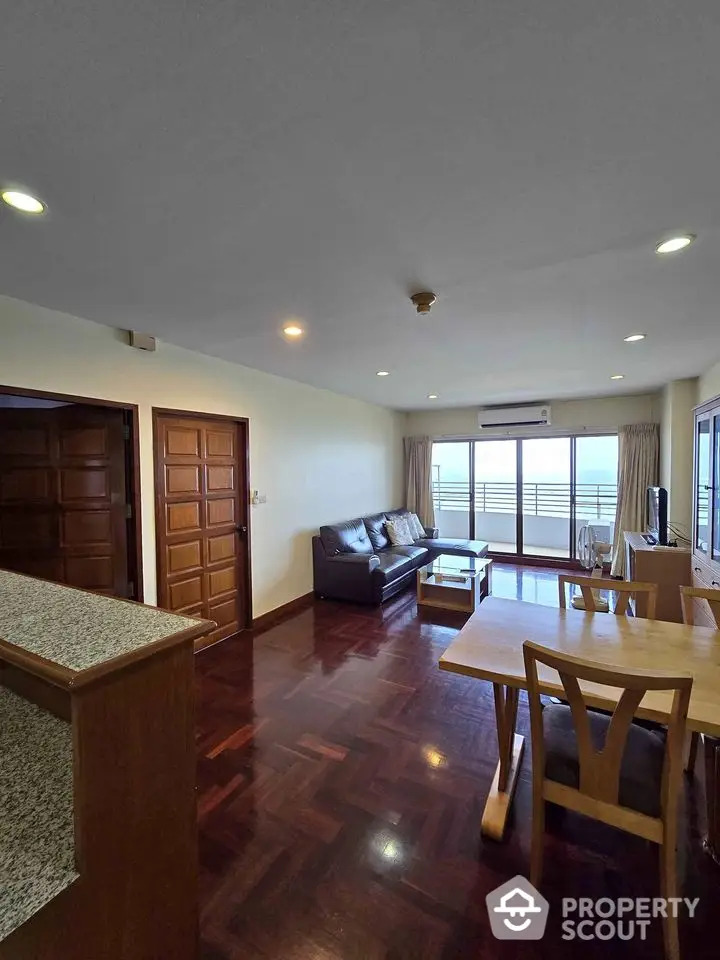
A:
[679,586,720,775]
[558,573,658,619]
[523,640,692,960]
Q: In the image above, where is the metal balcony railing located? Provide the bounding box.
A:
[431,480,618,520]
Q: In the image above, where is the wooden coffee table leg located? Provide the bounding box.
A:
[703,735,720,866]
[481,683,525,841]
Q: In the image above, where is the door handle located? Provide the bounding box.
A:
[237,525,248,535]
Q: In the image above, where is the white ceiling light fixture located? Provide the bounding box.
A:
[610,374,624,380]
[1,189,46,214]
[623,333,646,342]
[281,322,305,339]
[376,370,390,377]
[655,234,695,255]
[427,394,438,399]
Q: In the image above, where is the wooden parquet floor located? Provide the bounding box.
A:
[196,563,719,959]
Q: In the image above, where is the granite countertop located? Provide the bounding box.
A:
[0,687,78,941]
[0,569,204,674]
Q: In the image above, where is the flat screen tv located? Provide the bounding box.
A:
[647,486,668,545]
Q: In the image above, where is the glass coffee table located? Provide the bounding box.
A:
[416,554,492,616]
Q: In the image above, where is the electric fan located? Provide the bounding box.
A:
[573,523,612,612]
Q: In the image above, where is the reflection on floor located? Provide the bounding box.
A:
[488,541,569,558]
[196,561,716,959]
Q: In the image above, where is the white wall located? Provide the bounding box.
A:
[405,393,660,439]
[699,358,720,404]
[659,379,697,531]
[0,296,404,616]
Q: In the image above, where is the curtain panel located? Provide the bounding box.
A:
[404,436,436,528]
[610,423,660,577]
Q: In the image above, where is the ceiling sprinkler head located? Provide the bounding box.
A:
[410,291,437,314]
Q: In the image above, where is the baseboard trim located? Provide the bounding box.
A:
[252,591,315,633]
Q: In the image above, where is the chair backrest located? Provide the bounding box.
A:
[680,586,720,628]
[523,640,691,825]
[558,574,658,619]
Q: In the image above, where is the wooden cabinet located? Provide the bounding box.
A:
[691,397,720,626]
[623,532,690,622]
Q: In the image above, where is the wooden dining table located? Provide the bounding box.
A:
[439,596,720,858]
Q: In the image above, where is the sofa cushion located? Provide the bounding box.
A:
[407,512,426,540]
[384,545,429,563]
[414,537,489,558]
[543,703,666,818]
[320,518,374,555]
[363,512,390,552]
[371,551,417,585]
[386,516,415,545]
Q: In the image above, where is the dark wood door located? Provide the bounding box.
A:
[0,404,129,595]
[154,414,249,649]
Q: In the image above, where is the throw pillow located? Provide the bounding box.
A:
[385,516,415,546]
[407,512,426,539]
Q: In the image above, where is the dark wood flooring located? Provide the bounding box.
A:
[195,563,718,959]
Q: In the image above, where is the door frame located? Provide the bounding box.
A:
[151,407,253,630]
[0,384,144,600]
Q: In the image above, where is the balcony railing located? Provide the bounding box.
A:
[432,480,618,520]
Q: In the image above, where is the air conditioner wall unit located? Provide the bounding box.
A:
[478,403,552,429]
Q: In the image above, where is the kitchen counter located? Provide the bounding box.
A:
[0,569,202,678]
[0,687,77,941]
[0,569,214,951]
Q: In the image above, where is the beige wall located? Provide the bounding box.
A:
[699,358,720,404]
[659,379,697,531]
[0,296,404,615]
[405,393,660,439]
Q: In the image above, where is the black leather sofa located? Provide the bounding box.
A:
[312,508,489,605]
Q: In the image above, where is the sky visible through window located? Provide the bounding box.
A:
[432,436,618,485]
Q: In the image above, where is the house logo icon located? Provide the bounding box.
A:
[486,875,549,940]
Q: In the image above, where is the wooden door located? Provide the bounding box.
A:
[0,404,129,595]
[154,414,249,649]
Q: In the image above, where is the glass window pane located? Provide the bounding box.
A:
[713,416,720,561]
[575,435,619,564]
[696,418,710,555]
[431,442,470,538]
[474,440,517,553]
[522,438,571,558]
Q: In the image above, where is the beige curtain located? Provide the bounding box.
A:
[610,423,659,577]
[404,436,436,527]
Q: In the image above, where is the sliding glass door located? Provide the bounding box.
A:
[432,434,618,560]
[521,438,571,558]
[474,440,517,553]
[431,441,471,538]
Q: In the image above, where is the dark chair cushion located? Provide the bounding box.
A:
[320,518,374,555]
[371,551,417,585]
[542,703,666,818]
[363,512,390,552]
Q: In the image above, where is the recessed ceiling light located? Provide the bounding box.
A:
[282,323,304,339]
[655,234,695,254]
[376,370,390,377]
[610,374,624,380]
[1,189,46,214]
[427,394,438,399]
[623,333,646,342]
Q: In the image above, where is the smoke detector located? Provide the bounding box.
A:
[410,291,437,314]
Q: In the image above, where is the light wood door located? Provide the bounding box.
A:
[154,414,249,649]
[0,404,129,595]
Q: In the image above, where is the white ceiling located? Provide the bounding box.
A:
[2,1,720,410]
